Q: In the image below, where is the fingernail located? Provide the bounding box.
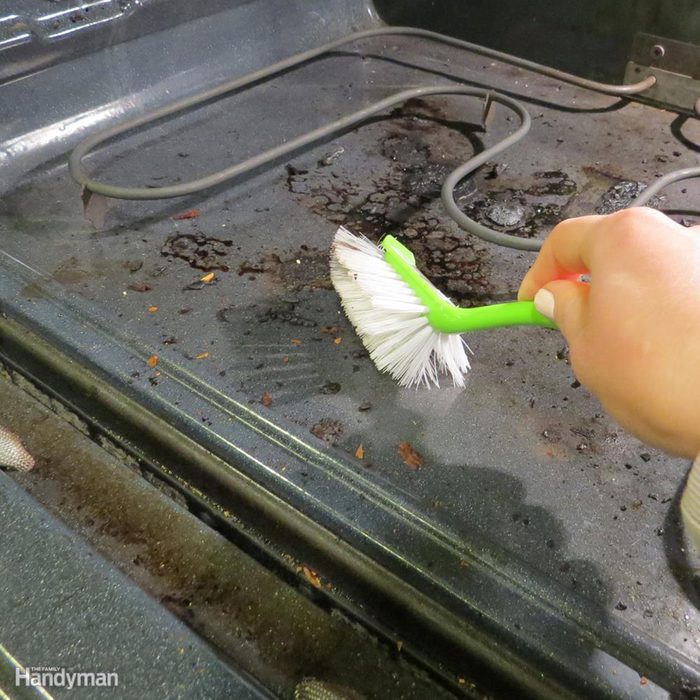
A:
[534,289,555,320]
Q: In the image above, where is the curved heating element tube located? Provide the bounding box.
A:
[72,87,531,204]
[632,166,700,206]
[70,25,690,252]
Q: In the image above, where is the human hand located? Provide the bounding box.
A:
[518,207,700,458]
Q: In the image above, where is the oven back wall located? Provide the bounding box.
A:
[373,0,700,81]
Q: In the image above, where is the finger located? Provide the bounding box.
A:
[534,280,590,346]
[518,215,605,300]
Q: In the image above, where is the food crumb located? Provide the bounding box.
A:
[261,391,273,407]
[147,354,159,368]
[200,272,216,284]
[334,337,342,345]
[148,306,158,313]
[398,441,423,469]
[173,209,200,220]
[639,676,648,686]
[355,444,365,460]
[302,566,321,588]
[291,339,302,346]
[195,352,209,360]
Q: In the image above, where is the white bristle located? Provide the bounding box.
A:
[0,426,34,471]
[330,226,471,388]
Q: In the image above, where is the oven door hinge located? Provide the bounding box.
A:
[625,32,700,114]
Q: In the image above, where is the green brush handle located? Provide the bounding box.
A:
[431,299,556,333]
[382,235,557,333]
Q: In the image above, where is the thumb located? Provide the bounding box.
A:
[534,280,589,344]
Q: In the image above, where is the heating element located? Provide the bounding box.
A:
[68,26,700,251]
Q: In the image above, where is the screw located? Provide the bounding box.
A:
[651,44,665,59]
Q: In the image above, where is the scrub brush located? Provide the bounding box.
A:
[330,226,555,388]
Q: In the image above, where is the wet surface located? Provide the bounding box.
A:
[2,38,700,682]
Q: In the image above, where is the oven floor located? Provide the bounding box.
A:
[3,33,700,682]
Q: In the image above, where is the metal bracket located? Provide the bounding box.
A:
[625,32,700,115]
